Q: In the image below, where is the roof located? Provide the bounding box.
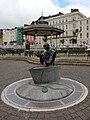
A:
[22,16,64,36]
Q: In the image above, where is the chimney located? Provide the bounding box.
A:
[71,9,79,13]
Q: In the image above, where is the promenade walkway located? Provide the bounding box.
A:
[0,53,90,66]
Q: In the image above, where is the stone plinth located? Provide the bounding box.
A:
[29,65,60,84]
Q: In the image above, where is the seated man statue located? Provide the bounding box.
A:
[36,43,56,66]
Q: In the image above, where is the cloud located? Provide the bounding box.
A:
[0,0,60,28]
[52,0,90,17]
[0,0,90,28]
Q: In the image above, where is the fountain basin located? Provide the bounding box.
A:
[29,65,60,84]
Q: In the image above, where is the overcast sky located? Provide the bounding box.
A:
[0,0,90,28]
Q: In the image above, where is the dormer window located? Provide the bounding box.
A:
[72,17,76,21]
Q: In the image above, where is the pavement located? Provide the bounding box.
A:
[0,53,90,66]
[0,56,90,120]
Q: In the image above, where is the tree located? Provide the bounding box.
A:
[4,42,7,45]
[83,41,86,46]
[60,39,64,45]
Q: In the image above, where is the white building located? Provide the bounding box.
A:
[9,28,17,45]
[45,9,90,48]
[3,29,10,45]
[3,28,17,46]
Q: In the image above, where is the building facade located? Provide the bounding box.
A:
[3,29,10,45]
[0,29,3,45]
[3,28,17,46]
[45,9,90,48]
[2,27,24,47]
[10,28,17,45]
[1,9,90,49]
[16,27,23,45]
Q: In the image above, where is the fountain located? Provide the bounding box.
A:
[16,43,73,102]
[1,16,88,112]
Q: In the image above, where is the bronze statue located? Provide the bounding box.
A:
[36,43,56,66]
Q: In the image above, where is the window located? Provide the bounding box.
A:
[87,20,89,24]
[66,25,68,29]
[87,26,89,30]
[87,33,89,38]
[72,17,76,21]
[53,21,54,25]
[62,19,64,23]
[59,20,61,24]
[80,21,82,25]
[80,26,82,31]
[80,33,82,38]
[66,18,68,22]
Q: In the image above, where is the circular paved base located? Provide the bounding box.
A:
[16,81,73,101]
[1,77,88,111]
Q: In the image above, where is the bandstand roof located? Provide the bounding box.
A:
[22,16,64,36]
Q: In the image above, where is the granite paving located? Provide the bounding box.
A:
[0,60,90,120]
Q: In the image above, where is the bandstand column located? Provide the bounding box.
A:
[56,35,57,49]
[50,31,53,47]
[34,32,37,52]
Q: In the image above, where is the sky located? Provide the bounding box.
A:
[0,0,90,28]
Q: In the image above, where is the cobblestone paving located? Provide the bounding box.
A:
[0,60,90,120]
